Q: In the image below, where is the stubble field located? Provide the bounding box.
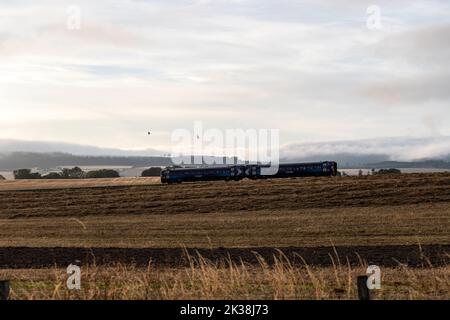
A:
[0,173,449,299]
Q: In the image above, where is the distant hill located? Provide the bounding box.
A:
[362,160,450,170]
[2,136,450,170]
[0,139,164,157]
[1,151,450,172]
[0,152,240,170]
[0,152,172,170]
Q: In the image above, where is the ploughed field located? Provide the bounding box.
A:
[0,173,449,268]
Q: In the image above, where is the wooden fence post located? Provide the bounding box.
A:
[357,275,370,300]
[0,280,10,300]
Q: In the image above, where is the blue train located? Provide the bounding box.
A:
[160,161,337,184]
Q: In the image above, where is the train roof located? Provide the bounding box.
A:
[164,165,236,172]
[163,161,336,171]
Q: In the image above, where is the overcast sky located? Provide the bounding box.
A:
[1,0,449,153]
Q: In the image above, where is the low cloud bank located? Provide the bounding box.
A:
[281,137,450,162]
[2,137,450,166]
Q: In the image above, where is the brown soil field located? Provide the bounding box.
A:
[0,245,449,269]
[0,173,449,268]
[1,173,450,219]
[0,204,449,248]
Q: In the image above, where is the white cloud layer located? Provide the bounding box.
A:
[281,136,450,161]
[1,0,450,155]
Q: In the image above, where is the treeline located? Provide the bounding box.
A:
[13,167,120,180]
[12,167,164,180]
[341,168,402,176]
[360,168,402,176]
[375,168,402,175]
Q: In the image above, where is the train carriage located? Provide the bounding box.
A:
[161,161,337,184]
[245,161,337,179]
[161,165,246,184]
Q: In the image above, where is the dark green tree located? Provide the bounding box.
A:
[61,167,85,179]
[13,169,42,179]
[141,167,162,177]
[376,168,402,175]
[85,169,120,179]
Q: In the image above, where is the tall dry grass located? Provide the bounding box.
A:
[1,251,449,300]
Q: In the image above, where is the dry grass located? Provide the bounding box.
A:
[0,177,159,191]
[1,252,449,300]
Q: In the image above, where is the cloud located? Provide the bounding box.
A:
[375,23,450,65]
[360,71,450,105]
[1,0,450,150]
